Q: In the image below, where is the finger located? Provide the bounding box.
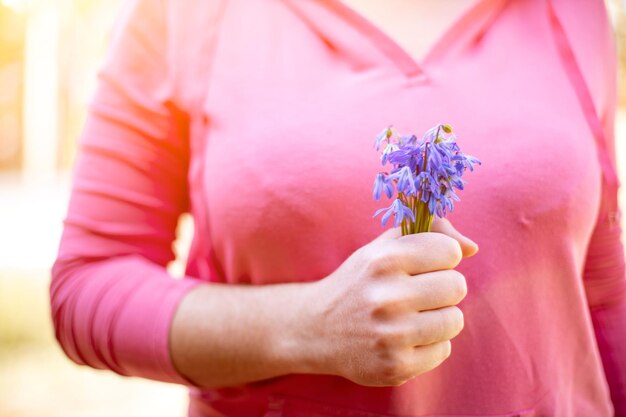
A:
[431,218,478,258]
[407,340,452,376]
[372,226,402,242]
[401,269,467,311]
[390,232,463,275]
[407,306,464,346]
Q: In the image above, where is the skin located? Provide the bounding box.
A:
[338,0,478,64]
[170,218,478,388]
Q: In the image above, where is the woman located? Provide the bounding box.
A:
[51,0,626,416]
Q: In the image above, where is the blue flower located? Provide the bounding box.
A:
[415,171,437,195]
[372,123,480,233]
[372,172,394,200]
[373,198,416,227]
[422,125,439,143]
[380,143,399,165]
[373,126,394,151]
[388,165,416,195]
[464,154,481,171]
[427,191,455,218]
[448,175,465,190]
[399,134,417,146]
[451,153,481,172]
[387,145,415,167]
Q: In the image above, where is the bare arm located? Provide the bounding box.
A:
[170,280,320,388]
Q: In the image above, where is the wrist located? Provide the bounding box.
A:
[269,279,331,376]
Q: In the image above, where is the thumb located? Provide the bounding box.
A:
[430,217,479,258]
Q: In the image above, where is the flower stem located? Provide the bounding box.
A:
[414,200,433,233]
[408,133,434,234]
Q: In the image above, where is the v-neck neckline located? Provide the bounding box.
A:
[321,0,507,79]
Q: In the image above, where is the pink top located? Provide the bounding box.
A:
[51,0,626,416]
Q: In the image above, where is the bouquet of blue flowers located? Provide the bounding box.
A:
[373,123,480,235]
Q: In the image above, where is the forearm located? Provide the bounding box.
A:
[170,280,323,389]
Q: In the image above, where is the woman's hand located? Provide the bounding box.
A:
[169,219,476,389]
[295,219,477,387]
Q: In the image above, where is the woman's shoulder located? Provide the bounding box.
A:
[548,0,617,117]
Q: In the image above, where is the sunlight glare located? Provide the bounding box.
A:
[1,0,28,14]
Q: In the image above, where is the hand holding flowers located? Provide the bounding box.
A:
[263,125,479,387]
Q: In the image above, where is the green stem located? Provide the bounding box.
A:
[413,199,433,233]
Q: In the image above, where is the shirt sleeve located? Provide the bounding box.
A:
[585,144,626,412]
[579,3,626,412]
[50,0,204,385]
[585,207,626,415]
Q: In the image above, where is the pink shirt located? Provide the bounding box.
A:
[51,0,626,416]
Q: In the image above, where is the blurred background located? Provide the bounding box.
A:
[1,1,626,416]
[0,0,192,416]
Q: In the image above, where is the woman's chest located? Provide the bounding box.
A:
[188,0,602,284]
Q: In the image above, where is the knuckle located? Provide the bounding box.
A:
[379,354,410,385]
[433,310,449,341]
[364,247,397,277]
[373,333,392,352]
[372,325,403,351]
[421,233,462,267]
[379,359,398,379]
[427,307,460,344]
[365,286,397,319]
[449,271,468,302]
[447,240,463,266]
[415,340,453,375]
[413,319,432,345]
[447,306,465,336]
[435,234,463,266]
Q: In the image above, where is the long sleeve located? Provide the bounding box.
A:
[577,3,626,413]
[50,0,203,385]
[548,1,626,412]
[584,97,626,414]
[585,208,626,415]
